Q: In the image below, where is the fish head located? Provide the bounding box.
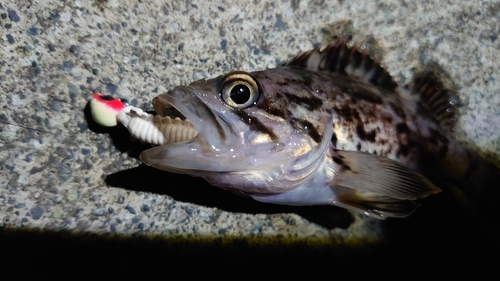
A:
[141,69,333,194]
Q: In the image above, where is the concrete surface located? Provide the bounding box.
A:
[1,0,499,273]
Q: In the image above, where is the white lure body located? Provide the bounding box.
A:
[117,106,198,145]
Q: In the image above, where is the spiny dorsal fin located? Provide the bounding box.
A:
[409,72,459,132]
[286,38,398,91]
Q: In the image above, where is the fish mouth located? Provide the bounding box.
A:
[152,86,228,149]
[153,91,196,134]
[140,86,242,173]
[152,93,199,143]
[154,99,188,121]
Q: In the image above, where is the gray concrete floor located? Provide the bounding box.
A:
[1,0,499,273]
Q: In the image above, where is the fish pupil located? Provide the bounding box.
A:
[230,84,251,104]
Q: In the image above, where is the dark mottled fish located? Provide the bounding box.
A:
[137,39,499,218]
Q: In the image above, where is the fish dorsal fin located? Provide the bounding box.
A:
[407,72,459,132]
[286,39,398,91]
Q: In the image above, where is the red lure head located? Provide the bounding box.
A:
[90,94,126,127]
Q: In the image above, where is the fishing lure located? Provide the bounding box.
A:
[90,93,197,145]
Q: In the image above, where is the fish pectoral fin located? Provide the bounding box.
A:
[330,185,417,218]
[332,150,441,199]
[329,150,441,217]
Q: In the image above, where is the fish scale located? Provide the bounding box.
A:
[251,68,431,168]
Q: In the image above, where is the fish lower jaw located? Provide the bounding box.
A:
[117,105,198,145]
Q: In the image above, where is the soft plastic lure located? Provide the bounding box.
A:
[90,93,198,145]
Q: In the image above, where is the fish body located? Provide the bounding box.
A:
[137,40,499,218]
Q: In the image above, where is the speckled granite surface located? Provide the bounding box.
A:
[1,0,499,271]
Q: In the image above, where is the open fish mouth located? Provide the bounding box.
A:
[151,93,200,144]
[134,85,253,173]
[116,86,225,147]
[155,100,188,121]
[150,86,231,149]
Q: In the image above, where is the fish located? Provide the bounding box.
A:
[113,39,499,219]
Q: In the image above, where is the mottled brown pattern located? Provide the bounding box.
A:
[283,92,324,111]
[389,102,406,119]
[397,145,410,157]
[258,93,289,120]
[290,118,322,143]
[428,128,450,159]
[332,153,352,172]
[334,103,362,124]
[396,123,410,134]
[331,132,338,147]
[287,39,398,91]
[234,109,278,141]
[333,79,384,104]
[355,124,377,142]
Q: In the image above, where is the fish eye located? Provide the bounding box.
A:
[220,72,260,109]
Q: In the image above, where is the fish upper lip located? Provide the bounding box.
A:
[152,87,226,148]
[153,95,186,120]
[154,87,194,115]
[153,89,203,129]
